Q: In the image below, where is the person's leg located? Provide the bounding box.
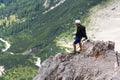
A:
[73,43,76,52]
[79,42,82,51]
[73,38,81,53]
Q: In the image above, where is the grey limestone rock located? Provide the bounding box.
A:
[34,40,120,80]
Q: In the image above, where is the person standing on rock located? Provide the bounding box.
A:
[71,20,88,54]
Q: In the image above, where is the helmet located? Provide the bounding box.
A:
[75,20,81,24]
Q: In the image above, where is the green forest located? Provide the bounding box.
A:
[0,0,105,79]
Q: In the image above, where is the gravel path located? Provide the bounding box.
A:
[88,0,120,52]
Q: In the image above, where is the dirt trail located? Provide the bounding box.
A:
[88,0,120,52]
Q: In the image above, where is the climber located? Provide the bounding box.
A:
[71,19,88,54]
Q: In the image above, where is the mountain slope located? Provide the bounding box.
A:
[88,0,120,52]
[0,0,109,80]
[0,0,104,59]
[34,40,120,80]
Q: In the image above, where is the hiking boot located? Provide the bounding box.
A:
[70,50,76,54]
[77,49,82,53]
[77,50,81,53]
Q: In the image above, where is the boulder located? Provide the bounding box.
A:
[34,40,120,80]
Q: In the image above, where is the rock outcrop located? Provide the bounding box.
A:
[34,40,120,80]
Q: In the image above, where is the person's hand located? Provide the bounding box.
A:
[71,34,76,37]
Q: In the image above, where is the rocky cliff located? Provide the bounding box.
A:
[34,40,120,80]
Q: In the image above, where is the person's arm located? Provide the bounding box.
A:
[83,27,88,39]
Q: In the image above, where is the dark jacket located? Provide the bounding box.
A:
[75,25,88,39]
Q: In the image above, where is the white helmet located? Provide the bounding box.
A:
[75,20,81,24]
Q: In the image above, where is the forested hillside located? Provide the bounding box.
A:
[0,0,105,79]
[0,0,103,57]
